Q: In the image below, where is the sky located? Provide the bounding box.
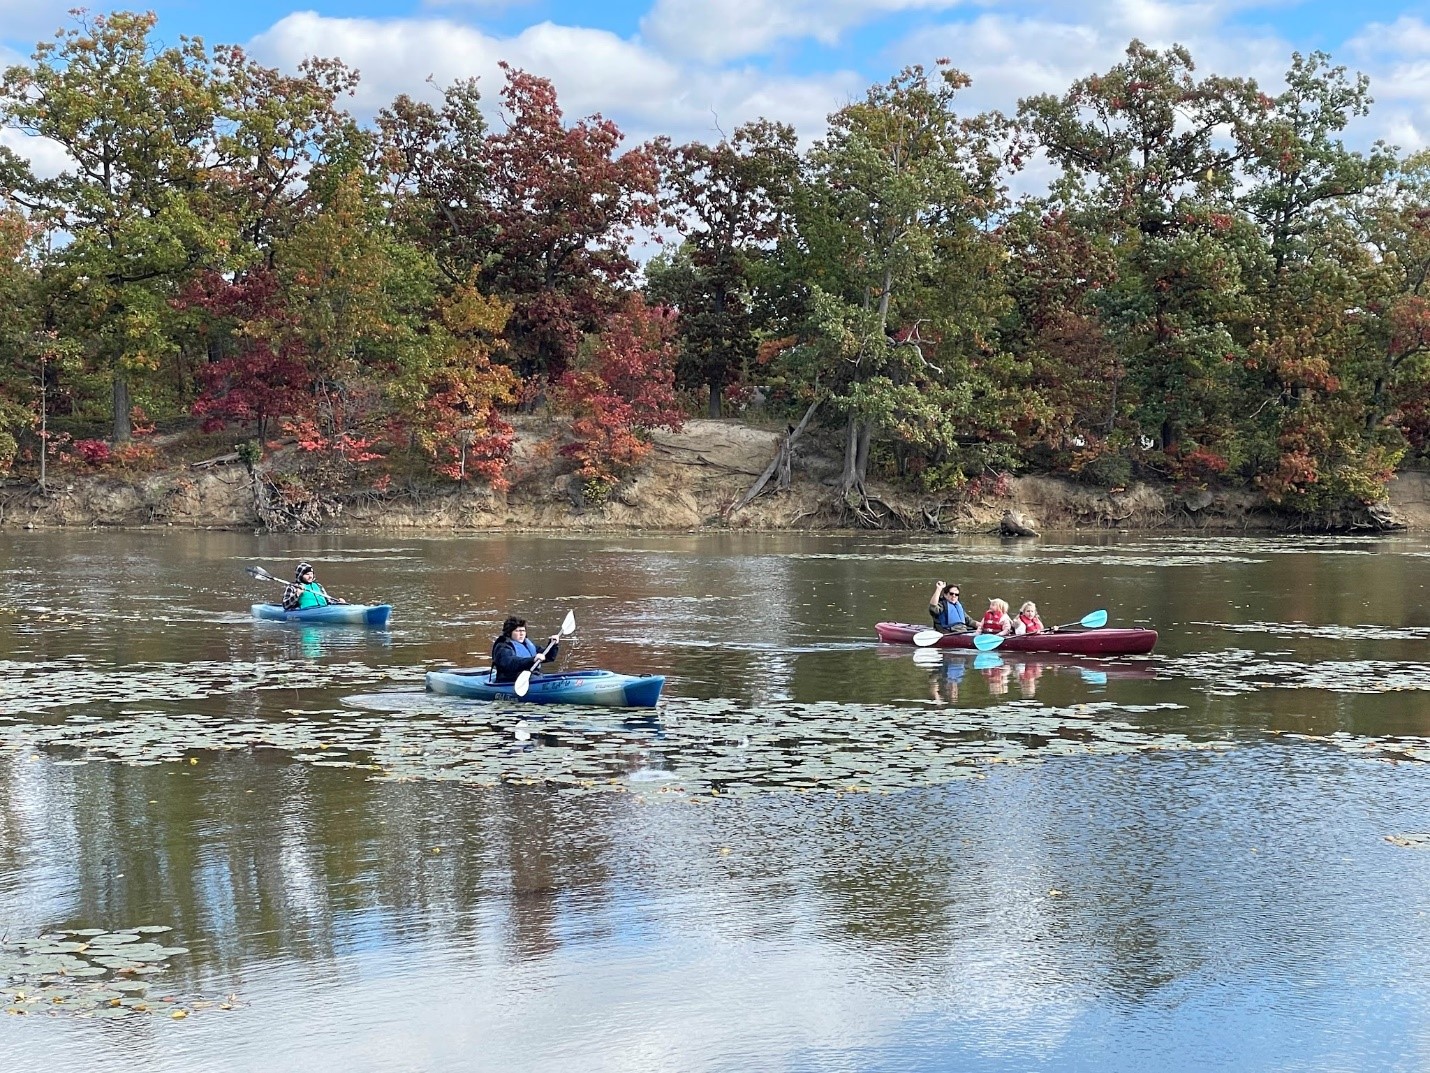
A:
[3,0,1430,166]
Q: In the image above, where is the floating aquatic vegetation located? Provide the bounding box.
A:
[0,927,237,1019]
[0,689,1210,799]
[0,655,411,715]
[1196,621,1430,642]
[787,549,1268,567]
[1160,650,1430,695]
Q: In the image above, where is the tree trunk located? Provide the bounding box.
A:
[855,421,872,486]
[729,396,822,515]
[839,414,861,494]
[708,383,722,418]
[112,375,132,443]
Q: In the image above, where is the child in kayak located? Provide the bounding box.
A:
[977,598,1014,636]
[1014,601,1045,635]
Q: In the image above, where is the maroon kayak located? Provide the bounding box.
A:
[875,621,1158,655]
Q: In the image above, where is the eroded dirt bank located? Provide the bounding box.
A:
[0,419,1424,533]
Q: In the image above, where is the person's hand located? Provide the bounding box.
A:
[935,580,946,590]
[550,633,561,644]
[532,653,545,666]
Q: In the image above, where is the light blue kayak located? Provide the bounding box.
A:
[425,668,665,708]
[251,602,392,628]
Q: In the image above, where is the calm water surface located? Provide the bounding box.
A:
[2,529,1430,1072]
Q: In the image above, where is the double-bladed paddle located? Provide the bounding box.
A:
[514,610,576,697]
[245,563,346,604]
[911,627,1005,652]
[1050,609,1108,632]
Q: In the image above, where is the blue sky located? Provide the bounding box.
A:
[4,1,1430,157]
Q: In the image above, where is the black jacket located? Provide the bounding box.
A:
[491,636,559,683]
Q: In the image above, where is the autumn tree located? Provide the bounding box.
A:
[0,11,228,442]
[0,202,41,469]
[388,279,520,486]
[181,267,313,440]
[1227,53,1401,510]
[650,120,799,416]
[1018,41,1262,471]
[551,295,684,499]
[380,66,661,388]
[779,62,1010,505]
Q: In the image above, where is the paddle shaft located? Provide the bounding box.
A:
[514,614,575,696]
[247,564,344,604]
[1049,609,1108,632]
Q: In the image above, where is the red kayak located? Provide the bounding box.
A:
[875,621,1158,655]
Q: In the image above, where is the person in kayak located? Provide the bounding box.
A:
[977,597,1014,636]
[1014,601,1045,635]
[928,581,975,632]
[491,616,561,684]
[282,562,346,610]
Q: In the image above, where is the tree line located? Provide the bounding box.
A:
[1,12,1426,521]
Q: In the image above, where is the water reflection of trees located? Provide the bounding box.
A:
[0,745,1414,1025]
[0,757,633,980]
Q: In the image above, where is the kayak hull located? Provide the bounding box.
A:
[875,621,1157,655]
[252,602,392,628]
[425,668,666,708]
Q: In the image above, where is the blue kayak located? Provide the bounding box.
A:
[425,668,665,708]
[251,602,392,627]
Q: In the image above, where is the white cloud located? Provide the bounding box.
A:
[1,128,71,182]
[642,0,967,64]
[247,12,857,147]
[228,4,1430,165]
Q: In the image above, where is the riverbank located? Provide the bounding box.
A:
[0,418,1423,532]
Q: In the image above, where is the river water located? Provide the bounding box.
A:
[2,529,1429,1071]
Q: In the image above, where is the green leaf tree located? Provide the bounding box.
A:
[0,11,228,441]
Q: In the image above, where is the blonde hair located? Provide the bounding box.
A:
[988,598,1008,614]
[1019,601,1037,615]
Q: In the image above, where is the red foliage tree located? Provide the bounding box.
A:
[485,65,662,380]
[553,296,684,491]
[178,268,313,438]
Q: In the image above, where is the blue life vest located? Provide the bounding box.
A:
[934,599,967,629]
[512,638,537,660]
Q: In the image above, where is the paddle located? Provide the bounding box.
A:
[514,610,576,697]
[912,627,1005,652]
[245,563,346,605]
[1050,609,1109,632]
[973,651,1004,671]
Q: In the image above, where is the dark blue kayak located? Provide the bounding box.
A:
[425,668,665,708]
[251,602,392,627]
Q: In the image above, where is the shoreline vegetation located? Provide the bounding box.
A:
[1,417,1424,533]
[2,16,1428,534]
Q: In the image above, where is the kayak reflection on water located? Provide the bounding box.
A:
[917,649,1157,704]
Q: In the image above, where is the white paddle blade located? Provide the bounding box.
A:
[911,629,943,647]
[1082,609,1109,629]
[560,610,576,635]
[513,670,532,697]
[973,633,1005,652]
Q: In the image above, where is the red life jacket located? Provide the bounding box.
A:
[1018,612,1044,634]
[980,609,1010,634]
